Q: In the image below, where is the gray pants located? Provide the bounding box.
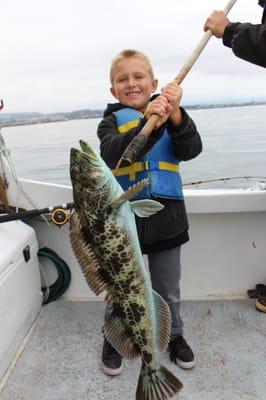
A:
[148,246,183,337]
[105,246,183,338]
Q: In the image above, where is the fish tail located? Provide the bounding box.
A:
[136,364,183,400]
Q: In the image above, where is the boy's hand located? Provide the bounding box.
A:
[161,81,183,125]
[145,95,173,129]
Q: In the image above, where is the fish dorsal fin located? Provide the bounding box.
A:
[69,211,107,295]
[103,314,140,360]
[131,199,164,218]
[109,179,149,210]
[152,290,171,352]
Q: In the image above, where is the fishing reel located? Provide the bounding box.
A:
[51,207,69,226]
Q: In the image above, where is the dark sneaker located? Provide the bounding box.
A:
[256,296,266,313]
[247,283,266,299]
[169,335,195,370]
[101,339,123,376]
[255,285,266,313]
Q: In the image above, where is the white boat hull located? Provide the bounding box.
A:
[4,177,265,301]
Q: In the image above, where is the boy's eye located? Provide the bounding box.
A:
[117,77,127,82]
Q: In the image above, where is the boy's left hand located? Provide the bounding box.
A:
[161,81,183,125]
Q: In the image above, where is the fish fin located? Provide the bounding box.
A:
[109,179,149,209]
[131,200,164,218]
[123,179,149,201]
[69,211,106,295]
[103,315,140,360]
[104,291,114,305]
[136,364,183,400]
[152,290,172,352]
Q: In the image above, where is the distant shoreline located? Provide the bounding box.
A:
[0,101,265,128]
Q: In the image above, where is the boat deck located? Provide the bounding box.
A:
[1,299,266,400]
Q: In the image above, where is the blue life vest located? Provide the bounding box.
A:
[112,108,184,200]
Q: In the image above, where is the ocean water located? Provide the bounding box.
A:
[2,105,266,189]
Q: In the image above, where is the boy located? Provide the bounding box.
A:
[97,49,202,375]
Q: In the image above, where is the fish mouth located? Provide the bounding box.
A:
[79,140,98,161]
[70,147,80,157]
[70,142,99,168]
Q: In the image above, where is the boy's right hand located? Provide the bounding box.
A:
[144,95,173,129]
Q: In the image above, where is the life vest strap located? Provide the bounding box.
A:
[112,161,149,180]
[113,161,179,180]
[159,161,180,172]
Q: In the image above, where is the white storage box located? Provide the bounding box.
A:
[0,220,42,383]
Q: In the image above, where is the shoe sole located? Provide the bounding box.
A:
[101,362,123,376]
[255,300,266,313]
[175,358,196,370]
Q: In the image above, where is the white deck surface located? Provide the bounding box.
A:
[1,299,266,400]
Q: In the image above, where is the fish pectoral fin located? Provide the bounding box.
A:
[109,179,149,210]
[103,315,140,360]
[152,290,171,352]
[69,211,106,295]
[131,200,164,218]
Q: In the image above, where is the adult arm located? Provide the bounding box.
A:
[204,10,266,67]
[223,22,266,67]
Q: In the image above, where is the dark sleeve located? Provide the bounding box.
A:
[222,22,266,67]
[167,107,202,161]
[97,114,165,168]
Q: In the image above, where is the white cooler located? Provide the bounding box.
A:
[0,220,42,384]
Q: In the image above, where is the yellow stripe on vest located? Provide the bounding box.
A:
[113,161,179,180]
[118,119,140,134]
[112,161,149,180]
[159,162,180,172]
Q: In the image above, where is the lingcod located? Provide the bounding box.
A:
[69,140,183,400]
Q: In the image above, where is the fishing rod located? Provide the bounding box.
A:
[115,0,238,170]
[183,176,266,187]
[0,202,74,224]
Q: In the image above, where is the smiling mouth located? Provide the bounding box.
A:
[126,91,141,97]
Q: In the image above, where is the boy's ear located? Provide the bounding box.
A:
[110,86,117,99]
[152,79,158,93]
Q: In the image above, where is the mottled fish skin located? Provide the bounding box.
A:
[69,141,183,399]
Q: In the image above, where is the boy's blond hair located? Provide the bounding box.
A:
[110,49,155,84]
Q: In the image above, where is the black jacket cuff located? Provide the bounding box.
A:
[223,22,241,48]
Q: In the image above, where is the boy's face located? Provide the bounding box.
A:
[110,57,158,113]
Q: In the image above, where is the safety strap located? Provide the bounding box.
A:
[113,160,180,181]
[112,161,149,180]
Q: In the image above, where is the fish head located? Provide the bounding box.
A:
[70,141,120,212]
[70,144,107,190]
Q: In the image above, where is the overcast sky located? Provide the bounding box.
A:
[1,0,265,113]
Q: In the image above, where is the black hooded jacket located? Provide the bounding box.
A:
[222,1,266,67]
[97,99,202,253]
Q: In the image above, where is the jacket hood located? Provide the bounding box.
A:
[103,103,124,118]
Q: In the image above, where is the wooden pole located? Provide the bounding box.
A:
[116,0,238,169]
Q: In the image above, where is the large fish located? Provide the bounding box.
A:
[69,140,183,400]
